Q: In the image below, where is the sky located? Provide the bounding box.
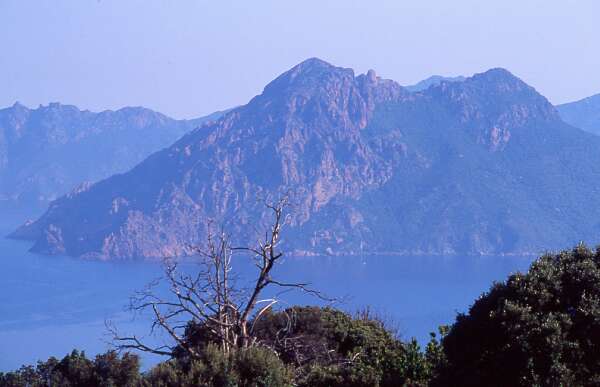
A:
[0,0,599,119]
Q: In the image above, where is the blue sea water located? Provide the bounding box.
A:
[0,204,536,371]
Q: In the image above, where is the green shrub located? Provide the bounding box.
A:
[254,306,431,386]
[143,344,293,387]
[0,350,140,387]
[435,245,600,386]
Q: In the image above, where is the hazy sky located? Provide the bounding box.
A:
[1,0,598,118]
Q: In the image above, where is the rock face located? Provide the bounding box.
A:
[13,58,600,260]
[0,103,219,202]
[557,93,600,136]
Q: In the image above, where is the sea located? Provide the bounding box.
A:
[0,203,535,371]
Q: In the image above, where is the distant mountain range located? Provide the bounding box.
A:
[404,75,467,92]
[557,94,600,136]
[0,103,223,202]
[11,58,600,260]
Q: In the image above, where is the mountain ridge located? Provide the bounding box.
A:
[0,102,223,203]
[405,75,467,92]
[557,93,600,136]
[13,58,600,260]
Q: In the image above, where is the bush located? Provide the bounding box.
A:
[253,306,431,386]
[161,306,434,386]
[435,245,600,386]
[0,350,140,387]
[143,344,293,387]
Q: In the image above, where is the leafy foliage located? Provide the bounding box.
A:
[434,245,600,386]
[1,308,434,387]
[144,344,293,387]
[0,350,140,387]
[253,306,432,386]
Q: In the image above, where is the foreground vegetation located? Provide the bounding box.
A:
[0,305,438,386]
[3,244,600,386]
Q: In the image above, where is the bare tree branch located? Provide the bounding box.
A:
[109,195,334,359]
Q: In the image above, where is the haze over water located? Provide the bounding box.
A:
[0,204,535,371]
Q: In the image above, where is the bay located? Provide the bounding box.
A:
[0,204,535,371]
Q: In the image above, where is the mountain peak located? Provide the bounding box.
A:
[281,57,348,80]
[469,68,528,89]
[8,101,30,115]
[295,57,337,71]
[244,59,404,134]
[419,67,560,139]
[262,58,354,96]
[432,67,551,107]
[366,69,377,82]
[480,67,514,77]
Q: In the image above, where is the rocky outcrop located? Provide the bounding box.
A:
[13,58,600,260]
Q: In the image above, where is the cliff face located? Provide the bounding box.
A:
[13,59,600,260]
[0,103,218,203]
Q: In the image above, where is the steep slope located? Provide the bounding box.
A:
[13,59,600,259]
[0,103,220,202]
[557,94,600,135]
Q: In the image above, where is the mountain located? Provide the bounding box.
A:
[404,75,466,92]
[0,103,221,202]
[557,93,600,135]
[12,58,600,260]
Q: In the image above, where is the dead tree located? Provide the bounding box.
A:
[108,196,331,359]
